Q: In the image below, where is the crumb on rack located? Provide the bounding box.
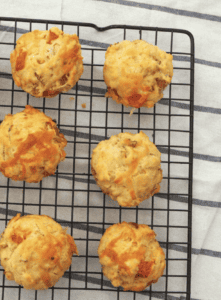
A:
[70,97,75,100]
[130,108,136,116]
[81,103,86,109]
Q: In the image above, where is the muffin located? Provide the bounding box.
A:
[104,39,173,109]
[10,27,83,98]
[98,222,165,291]
[91,131,162,207]
[0,213,78,290]
[0,105,67,183]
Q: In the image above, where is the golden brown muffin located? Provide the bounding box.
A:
[0,214,78,290]
[0,105,67,183]
[98,222,165,291]
[104,40,173,109]
[91,131,162,207]
[10,27,83,98]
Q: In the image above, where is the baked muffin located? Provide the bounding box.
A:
[0,105,67,183]
[98,222,165,291]
[91,131,162,207]
[10,27,83,98]
[0,213,78,290]
[104,40,173,109]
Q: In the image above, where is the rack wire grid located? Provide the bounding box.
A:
[0,17,194,300]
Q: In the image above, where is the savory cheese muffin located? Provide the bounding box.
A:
[10,27,83,98]
[91,131,162,207]
[104,40,173,109]
[98,222,165,291]
[0,105,67,183]
[0,213,78,290]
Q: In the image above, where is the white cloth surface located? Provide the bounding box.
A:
[0,1,221,300]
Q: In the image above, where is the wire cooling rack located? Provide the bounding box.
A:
[0,17,194,300]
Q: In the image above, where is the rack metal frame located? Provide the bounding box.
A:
[0,17,194,300]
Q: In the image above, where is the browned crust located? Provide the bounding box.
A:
[0,105,67,183]
[0,214,78,290]
[10,27,84,98]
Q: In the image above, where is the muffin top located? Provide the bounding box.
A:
[0,105,67,182]
[0,213,78,290]
[10,27,83,98]
[104,39,173,109]
[98,221,165,291]
[91,131,162,207]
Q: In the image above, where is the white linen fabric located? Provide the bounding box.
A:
[0,1,220,300]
